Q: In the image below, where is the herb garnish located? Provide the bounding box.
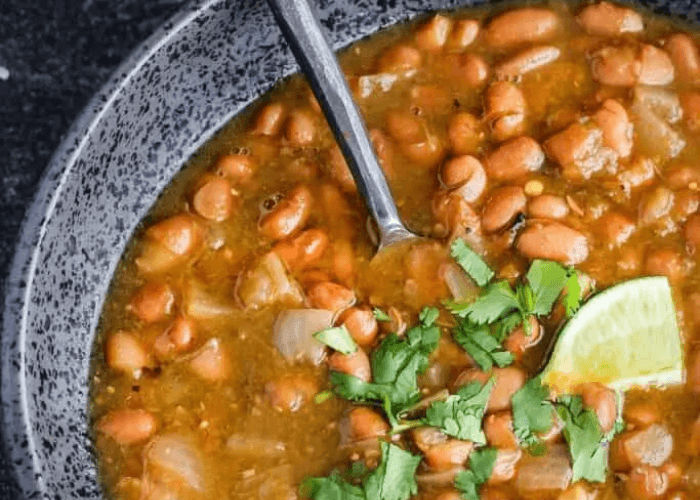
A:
[454,447,498,500]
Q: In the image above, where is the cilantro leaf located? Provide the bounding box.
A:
[511,377,554,451]
[451,238,494,287]
[454,447,498,500]
[373,307,392,322]
[301,472,365,500]
[314,326,358,355]
[364,442,420,500]
[453,321,514,372]
[424,379,495,443]
[419,306,440,327]
[450,280,520,323]
[493,312,525,343]
[564,272,583,317]
[525,260,570,316]
[556,394,617,483]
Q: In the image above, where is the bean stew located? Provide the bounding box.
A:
[91,3,700,500]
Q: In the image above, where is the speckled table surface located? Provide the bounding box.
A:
[0,1,188,497]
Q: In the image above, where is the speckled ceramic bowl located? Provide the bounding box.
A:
[3,0,700,498]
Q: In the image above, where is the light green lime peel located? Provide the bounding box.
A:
[541,276,683,393]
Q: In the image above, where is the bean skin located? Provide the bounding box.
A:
[685,214,700,249]
[484,412,518,449]
[594,99,633,158]
[448,112,484,154]
[328,349,371,382]
[481,186,527,233]
[307,281,356,315]
[377,45,422,73]
[484,136,545,181]
[440,155,487,203]
[105,332,149,376]
[345,407,388,441]
[577,2,643,37]
[494,46,561,81]
[579,382,617,433]
[446,19,480,51]
[214,154,256,185]
[639,45,675,86]
[252,102,285,136]
[259,185,313,241]
[415,14,453,52]
[273,228,329,271]
[129,282,174,324]
[528,194,569,220]
[97,409,157,445]
[680,92,700,132]
[265,375,318,412]
[517,221,589,265]
[192,176,235,222]
[339,307,378,347]
[644,248,685,282]
[284,109,316,146]
[153,316,196,360]
[484,8,560,50]
[666,33,700,84]
[598,211,636,248]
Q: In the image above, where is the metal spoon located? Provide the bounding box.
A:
[266,0,418,252]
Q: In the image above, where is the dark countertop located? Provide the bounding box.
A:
[0,1,188,497]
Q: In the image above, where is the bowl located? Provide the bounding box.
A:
[3,0,700,498]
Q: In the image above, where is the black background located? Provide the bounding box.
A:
[0,1,189,496]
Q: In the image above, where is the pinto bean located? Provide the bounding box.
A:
[625,466,669,500]
[129,282,174,323]
[624,401,661,429]
[446,19,480,51]
[214,154,256,185]
[448,112,484,154]
[645,248,685,282]
[484,8,560,50]
[265,374,318,412]
[440,155,487,203]
[189,338,230,381]
[328,145,356,193]
[590,45,640,86]
[667,164,700,189]
[415,15,453,52]
[403,132,446,169]
[307,281,356,315]
[285,109,316,146]
[672,189,699,221]
[517,221,589,265]
[339,307,378,347]
[332,239,355,287]
[377,45,422,73]
[639,45,675,86]
[685,214,700,249]
[482,186,527,233]
[489,449,523,484]
[386,110,424,143]
[577,2,643,37]
[667,34,700,84]
[598,211,636,248]
[345,407,388,442]
[105,332,149,376]
[594,99,633,158]
[192,176,235,222]
[579,382,617,433]
[260,185,313,240]
[252,102,285,136]
[136,214,203,273]
[448,53,491,88]
[638,186,674,225]
[495,46,561,81]
[424,440,473,471]
[98,409,157,445]
[432,191,483,246]
[545,122,616,181]
[680,92,700,132]
[528,195,569,220]
[411,85,452,112]
[273,229,329,271]
[485,82,527,142]
[328,349,371,382]
[454,366,526,412]
[484,412,518,449]
[504,316,543,360]
[484,136,545,181]
[153,316,196,360]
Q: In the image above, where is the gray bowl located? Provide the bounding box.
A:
[3,0,699,498]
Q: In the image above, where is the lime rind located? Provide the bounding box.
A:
[541,276,683,393]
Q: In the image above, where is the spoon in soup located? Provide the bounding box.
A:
[266,0,419,255]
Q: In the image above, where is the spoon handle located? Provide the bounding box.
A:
[266,0,413,246]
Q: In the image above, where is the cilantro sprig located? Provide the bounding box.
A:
[511,377,554,454]
[451,238,495,287]
[454,447,498,500]
[314,326,358,355]
[452,321,514,371]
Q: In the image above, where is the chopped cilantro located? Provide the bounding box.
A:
[301,443,420,500]
[525,260,569,316]
[511,377,554,452]
[314,326,358,355]
[373,307,392,322]
[564,272,583,317]
[452,321,514,371]
[449,280,520,323]
[454,447,498,500]
[451,238,494,287]
[493,312,525,343]
[424,379,495,443]
[419,306,440,327]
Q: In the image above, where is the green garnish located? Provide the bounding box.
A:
[525,260,570,315]
[511,377,554,453]
[373,307,392,322]
[448,280,519,323]
[451,238,494,287]
[563,272,583,317]
[314,326,358,355]
[302,442,420,500]
[314,390,334,404]
[423,379,495,443]
[452,321,514,371]
[454,447,498,500]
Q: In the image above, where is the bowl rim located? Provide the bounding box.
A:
[1,0,223,496]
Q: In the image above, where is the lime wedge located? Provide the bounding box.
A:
[541,276,683,393]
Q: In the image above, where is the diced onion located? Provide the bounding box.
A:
[237,252,304,310]
[184,280,234,318]
[440,262,479,302]
[227,434,286,457]
[631,101,685,161]
[146,435,205,492]
[515,445,572,494]
[273,309,333,365]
